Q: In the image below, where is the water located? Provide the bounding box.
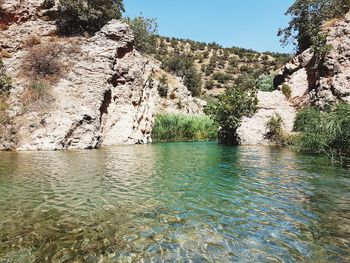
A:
[0,142,349,262]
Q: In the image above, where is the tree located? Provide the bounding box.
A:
[204,85,258,145]
[279,0,350,53]
[183,67,202,97]
[57,0,125,35]
[125,16,158,54]
[157,75,169,98]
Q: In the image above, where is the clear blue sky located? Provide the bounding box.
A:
[124,0,295,53]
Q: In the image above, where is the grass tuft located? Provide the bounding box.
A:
[152,114,218,142]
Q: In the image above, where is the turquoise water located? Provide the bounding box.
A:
[0,142,349,262]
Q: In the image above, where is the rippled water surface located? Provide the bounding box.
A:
[0,142,349,262]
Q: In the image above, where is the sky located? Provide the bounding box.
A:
[124,0,295,53]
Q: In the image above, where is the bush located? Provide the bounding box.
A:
[20,81,52,112]
[157,75,169,98]
[29,82,50,100]
[265,114,293,146]
[152,114,218,142]
[295,104,350,163]
[204,80,214,90]
[183,67,202,97]
[23,42,64,79]
[294,106,321,132]
[57,0,125,35]
[205,85,258,144]
[0,60,11,94]
[282,84,292,99]
[161,53,194,77]
[212,72,230,84]
[256,74,275,92]
[125,16,158,55]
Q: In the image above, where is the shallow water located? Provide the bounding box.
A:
[0,142,349,262]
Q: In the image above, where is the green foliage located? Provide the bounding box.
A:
[212,72,230,84]
[266,114,293,146]
[157,75,169,98]
[294,106,321,132]
[204,80,214,90]
[125,16,158,54]
[0,60,11,94]
[57,0,125,35]
[152,114,218,142]
[183,67,202,97]
[295,104,350,163]
[204,86,258,145]
[161,53,201,96]
[282,84,292,99]
[279,0,350,53]
[29,82,49,100]
[161,53,194,77]
[256,74,275,92]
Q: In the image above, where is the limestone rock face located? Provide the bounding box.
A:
[275,11,350,107]
[0,17,204,150]
[237,91,296,146]
[238,11,350,146]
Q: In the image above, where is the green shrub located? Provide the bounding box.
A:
[282,84,292,99]
[125,16,158,55]
[204,85,258,144]
[295,103,350,163]
[279,0,350,53]
[152,114,218,142]
[265,113,293,146]
[294,106,321,132]
[183,67,202,97]
[29,81,50,100]
[57,0,125,35]
[256,74,275,92]
[161,53,194,77]
[204,80,214,90]
[212,72,230,84]
[0,60,11,94]
[157,75,169,98]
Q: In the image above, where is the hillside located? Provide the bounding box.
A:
[154,36,291,96]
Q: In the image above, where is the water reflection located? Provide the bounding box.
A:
[0,142,349,262]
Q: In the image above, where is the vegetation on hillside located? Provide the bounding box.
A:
[124,17,290,97]
[154,36,290,96]
[294,104,350,164]
[57,0,125,35]
[125,16,158,55]
[279,0,350,54]
[204,81,258,145]
[152,114,218,142]
[0,59,11,123]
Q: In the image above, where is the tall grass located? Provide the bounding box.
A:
[294,103,350,164]
[152,114,218,142]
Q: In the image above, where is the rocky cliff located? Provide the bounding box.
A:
[237,11,350,145]
[0,1,204,150]
[275,12,350,107]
